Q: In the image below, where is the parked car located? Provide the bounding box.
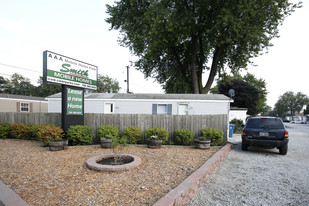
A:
[290,116,307,124]
[242,117,289,155]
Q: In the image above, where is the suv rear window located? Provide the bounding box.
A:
[246,118,284,129]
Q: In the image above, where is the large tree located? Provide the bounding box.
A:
[32,77,62,97]
[93,74,120,93]
[106,0,300,94]
[274,91,308,117]
[218,79,259,115]
[212,73,268,115]
[2,73,35,96]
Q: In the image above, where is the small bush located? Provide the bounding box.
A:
[145,127,169,144]
[0,123,12,139]
[202,128,224,146]
[11,123,33,139]
[229,118,244,133]
[175,129,194,145]
[37,125,64,144]
[121,127,143,144]
[98,125,119,140]
[30,124,45,140]
[67,125,94,146]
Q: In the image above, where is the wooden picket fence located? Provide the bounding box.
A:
[0,113,228,143]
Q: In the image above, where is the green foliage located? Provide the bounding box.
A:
[274,91,309,118]
[202,128,224,146]
[106,1,299,94]
[1,73,35,96]
[98,125,119,141]
[32,76,62,97]
[229,118,244,134]
[145,127,169,144]
[93,74,120,93]
[121,127,143,144]
[66,125,94,146]
[218,79,259,115]
[175,129,194,145]
[0,123,12,139]
[11,123,34,139]
[37,125,64,144]
[212,73,268,115]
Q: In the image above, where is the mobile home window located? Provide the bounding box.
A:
[178,104,188,115]
[20,103,30,112]
[152,104,172,115]
[104,103,114,113]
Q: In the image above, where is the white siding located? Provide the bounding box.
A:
[48,99,61,113]
[48,99,230,115]
[229,110,248,124]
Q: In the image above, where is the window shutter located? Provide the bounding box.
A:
[152,104,157,114]
[167,104,172,115]
[16,102,20,112]
[30,103,33,112]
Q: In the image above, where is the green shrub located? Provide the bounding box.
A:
[66,125,94,146]
[11,123,33,139]
[37,125,64,144]
[175,129,194,145]
[98,125,119,140]
[229,118,244,133]
[121,127,143,144]
[145,127,169,144]
[202,128,224,146]
[0,123,12,139]
[30,124,45,140]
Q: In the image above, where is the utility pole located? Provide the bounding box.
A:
[125,65,129,93]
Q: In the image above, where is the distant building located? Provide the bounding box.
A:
[0,93,48,113]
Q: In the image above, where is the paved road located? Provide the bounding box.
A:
[188,123,309,206]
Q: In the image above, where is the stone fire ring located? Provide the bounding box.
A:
[86,154,142,172]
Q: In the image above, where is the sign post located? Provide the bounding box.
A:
[43,51,97,132]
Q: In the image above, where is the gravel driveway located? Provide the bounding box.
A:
[188,123,309,206]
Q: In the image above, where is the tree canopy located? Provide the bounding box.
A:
[0,73,120,97]
[106,0,300,94]
[274,91,308,117]
[212,73,268,115]
[0,73,35,96]
[93,74,120,93]
[217,78,259,115]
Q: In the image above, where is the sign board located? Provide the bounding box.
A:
[66,88,83,115]
[43,51,97,90]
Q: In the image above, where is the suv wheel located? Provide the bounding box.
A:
[279,144,288,155]
[242,142,248,151]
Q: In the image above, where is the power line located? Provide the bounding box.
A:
[0,62,41,73]
[0,73,12,77]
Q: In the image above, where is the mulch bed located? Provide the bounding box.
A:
[0,139,219,205]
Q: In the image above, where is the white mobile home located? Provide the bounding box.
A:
[46,93,232,116]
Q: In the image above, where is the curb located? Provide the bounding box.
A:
[153,143,232,206]
[0,180,29,206]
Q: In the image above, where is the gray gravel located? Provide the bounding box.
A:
[188,123,309,206]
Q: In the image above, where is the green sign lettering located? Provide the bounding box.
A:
[61,63,89,78]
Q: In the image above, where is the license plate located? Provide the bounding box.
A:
[260,132,269,137]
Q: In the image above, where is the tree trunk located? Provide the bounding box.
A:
[201,47,222,94]
[190,35,199,94]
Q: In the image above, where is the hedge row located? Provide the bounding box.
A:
[0,123,224,146]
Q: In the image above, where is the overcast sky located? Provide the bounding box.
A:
[0,0,308,108]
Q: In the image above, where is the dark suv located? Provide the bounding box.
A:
[242,117,289,155]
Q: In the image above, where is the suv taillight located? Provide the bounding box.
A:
[242,129,247,136]
[284,131,289,138]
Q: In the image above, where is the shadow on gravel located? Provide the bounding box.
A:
[231,143,280,156]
